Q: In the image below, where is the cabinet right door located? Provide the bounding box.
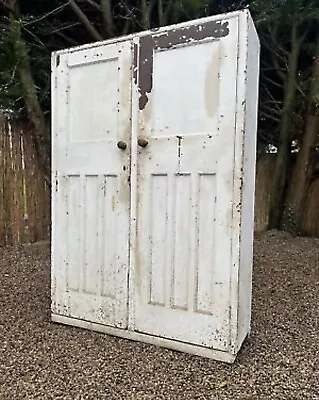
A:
[134,16,240,351]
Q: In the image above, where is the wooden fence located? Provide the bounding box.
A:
[0,119,318,244]
[0,119,50,244]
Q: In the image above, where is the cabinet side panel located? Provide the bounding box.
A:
[237,13,260,346]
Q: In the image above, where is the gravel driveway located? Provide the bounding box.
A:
[0,231,318,399]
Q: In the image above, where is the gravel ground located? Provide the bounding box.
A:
[0,231,318,400]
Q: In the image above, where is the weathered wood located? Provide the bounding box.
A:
[0,118,50,245]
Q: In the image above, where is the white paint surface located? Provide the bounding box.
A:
[52,9,260,362]
[134,16,239,351]
[51,41,132,328]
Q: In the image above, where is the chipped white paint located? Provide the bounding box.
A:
[51,9,260,363]
[51,41,132,328]
[135,16,239,351]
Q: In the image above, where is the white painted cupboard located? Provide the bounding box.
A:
[51,9,260,363]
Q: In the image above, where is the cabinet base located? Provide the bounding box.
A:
[52,314,237,363]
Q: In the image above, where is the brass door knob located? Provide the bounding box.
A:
[137,138,149,148]
[117,141,127,150]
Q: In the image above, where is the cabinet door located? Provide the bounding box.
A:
[133,16,239,350]
[52,41,132,328]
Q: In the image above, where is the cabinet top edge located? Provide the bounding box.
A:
[52,9,253,60]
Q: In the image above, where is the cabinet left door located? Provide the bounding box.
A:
[51,40,132,329]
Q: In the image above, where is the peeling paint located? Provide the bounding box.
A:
[143,95,152,122]
[154,20,230,50]
[176,135,183,169]
[138,36,154,110]
[133,42,138,85]
[137,20,230,111]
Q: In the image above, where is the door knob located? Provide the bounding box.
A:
[137,138,149,148]
[117,141,127,150]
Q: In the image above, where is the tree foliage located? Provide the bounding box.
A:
[250,0,319,230]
